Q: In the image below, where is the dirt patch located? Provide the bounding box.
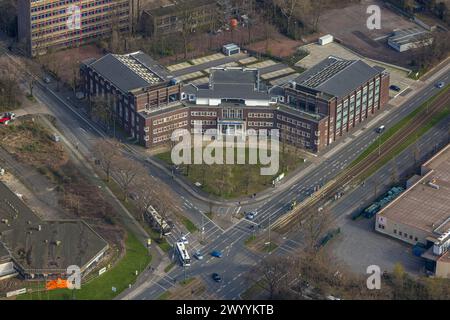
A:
[0,116,67,169]
[245,34,303,58]
[318,0,418,67]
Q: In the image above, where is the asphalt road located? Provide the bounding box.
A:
[2,39,449,299]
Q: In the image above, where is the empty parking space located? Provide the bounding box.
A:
[239,57,258,65]
[175,71,205,82]
[190,53,226,65]
[167,62,192,72]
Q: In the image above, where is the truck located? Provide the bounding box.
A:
[0,112,16,126]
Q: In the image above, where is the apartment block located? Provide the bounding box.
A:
[18,0,131,56]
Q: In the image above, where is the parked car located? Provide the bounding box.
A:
[211,250,222,258]
[436,81,445,89]
[376,125,385,133]
[193,250,204,260]
[212,273,222,283]
[389,85,401,92]
[51,133,61,142]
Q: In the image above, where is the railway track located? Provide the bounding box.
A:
[273,87,450,233]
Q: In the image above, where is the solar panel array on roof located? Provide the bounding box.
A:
[114,54,162,85]
[300,59,354,88]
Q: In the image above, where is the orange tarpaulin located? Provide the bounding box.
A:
[46,278,69,290]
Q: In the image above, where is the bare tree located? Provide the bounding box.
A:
[131,174,158,222]
[301,207,331,254]
[274,0,300,37]
[114,155,145,202]
[93,139,120,182]
[247,256,295,299]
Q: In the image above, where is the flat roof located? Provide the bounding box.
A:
[0,182,108,274]
[211,68,259,89]
[83,51,173,93]
[389,27,432,46]
[378,144,450,236]
[294,56,384,98]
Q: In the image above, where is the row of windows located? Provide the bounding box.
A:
[32,9,124,30]
[153,134,172,143]
[248,113,273,119]
[277,124,311,138]
[32,20,128,42]
[276,115,311,129]
[191,120,216,126]
[248,121,273,127]
[31,0,116,12]
[190,111,217,117]
[153,121,188,135]
[153,112,188,126]
[31,1,126,20]
[392,228,419,242]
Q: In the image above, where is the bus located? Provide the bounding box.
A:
[175,241,191,267]
[146,205,172,236]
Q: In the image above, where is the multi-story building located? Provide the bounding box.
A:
[80,53,389,152]
[285,56,390,147]
[18,0,131,56]
[375,144,450,278]
[80,50,183,146]
[141,0,218,37]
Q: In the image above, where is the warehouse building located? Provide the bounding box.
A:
[388,27,433,52]
[80,53,389,152]
[0,182,109,280]
[376,144,450,278]
[18,0,131,56]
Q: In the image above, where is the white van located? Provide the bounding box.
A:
[376,125,385,133]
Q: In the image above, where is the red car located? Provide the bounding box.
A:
[0,113,16,125]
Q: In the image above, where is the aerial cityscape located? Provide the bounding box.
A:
[0,0,449,308]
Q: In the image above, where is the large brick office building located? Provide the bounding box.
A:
[18,0,131,56]
[80,52,390,152]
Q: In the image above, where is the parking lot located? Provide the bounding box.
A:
[318,0,418,67]
[327,217,423,276]
[296,42,416,99]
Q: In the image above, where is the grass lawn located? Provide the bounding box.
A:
[240,281,265,300]
[156,146,304,198]
[180,277,195,286]
[263,243,278,253]
[164,262,176,273]
[18,231,151,300]
[244,235,257,246]
[157,291,172,300]
[178,215,198,233]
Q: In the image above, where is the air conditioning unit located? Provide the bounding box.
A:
[144,127,149,132]
[144,136,149,141]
